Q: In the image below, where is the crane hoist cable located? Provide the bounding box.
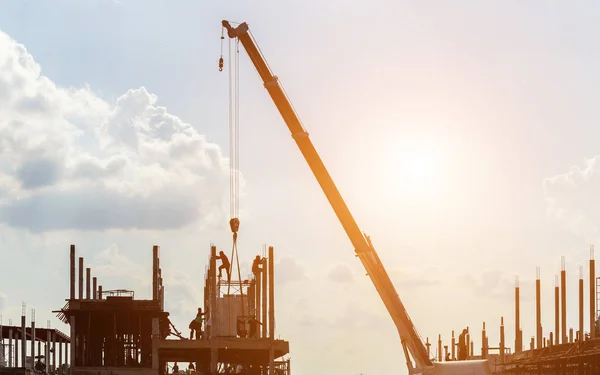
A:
[220,30,246,320]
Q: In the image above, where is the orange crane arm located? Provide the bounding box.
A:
[222,20,433,373]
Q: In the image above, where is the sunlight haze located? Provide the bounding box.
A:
[1,1,600,375]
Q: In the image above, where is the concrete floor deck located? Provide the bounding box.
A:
[158,338,289,364]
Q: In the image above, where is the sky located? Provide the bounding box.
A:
[1,1,600,374]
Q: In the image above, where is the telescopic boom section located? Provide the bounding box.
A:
[222,20,433,373]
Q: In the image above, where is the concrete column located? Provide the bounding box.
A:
[21,314,26,368]
[261,258,267,339]
[59,341,63,373]
[256,272,261,326]
[536,268,542,349]
[580,267,584,342]
[92,277,97,299]
[268,246,275,339]
[153,246,159,300]
[561,257,567,343]
[70,245,76,300]
[13,331,18,368]
[69,316,75,367]
[78,257,84,300]
[98,285,103,300]
[515,277,521,353]
[500,317,505,364]
[590,247,596,340]
[210,246,218,375]
[46,330,51,372]
[437,334,442,362]
[451,331,455,360]
[86,268,91,299]
[8,329,12,367]
[482,322,487,358]
[31,317,35,367]
[151,318,159,370]
[555,275,559,345]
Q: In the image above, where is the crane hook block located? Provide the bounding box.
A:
[229,218,240,233]
[218,56,224,72]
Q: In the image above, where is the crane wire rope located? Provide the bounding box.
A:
[223,32,246,321]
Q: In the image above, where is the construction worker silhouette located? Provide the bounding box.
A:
[252,255,263,274]
[216,251,231,279]
[458,328,468,360]
[189,307,206,339]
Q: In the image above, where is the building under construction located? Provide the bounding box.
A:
[0,307,71,375]
[423,248,600,374]
[50,244,289,375]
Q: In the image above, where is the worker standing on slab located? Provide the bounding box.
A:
[216,251,231,279]
[189,308,206,339]
[458,328,468,360]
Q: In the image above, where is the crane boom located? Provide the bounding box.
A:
[222,20,433,373]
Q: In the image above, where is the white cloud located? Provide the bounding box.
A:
[276,256,306,285]
[327,263,354,284]
[543,156,600,240]
[0,31,235,232]
[92,244,148,285]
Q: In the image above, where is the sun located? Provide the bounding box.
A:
[390,144,441,195]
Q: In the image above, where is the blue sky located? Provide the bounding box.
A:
[2,1,600,374]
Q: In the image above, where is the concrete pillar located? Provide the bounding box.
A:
[261,258,267,339]
[98,285,103,300]
[580,267,584,342]
[425,337,430,358]
[92,277,97,299]
[561,257,567,343]
[437,334,442,362]
[69,316,75,367]
[500,317,505,364]
[209,246,218,375]
[481,322,487,358]
[153,246,159,300]
[46,330,51,372]
[569,328,573,343]
[515,277,522,353]
[590,247,596,340]
[151,318,159,370]
[268,246,275,339]
[256,271,261,327]
[86,268,91,299]
[536,268,542,349]
[21,314,26,368]
[13,331,18,368]
[70,245,76,300]
[78,257,84,300]
[31,317,35,367]
[555,275,560,345]
[8,329,12,367]
[451,331,455,360]
[59,341,63,373]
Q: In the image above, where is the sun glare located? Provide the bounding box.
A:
[388,142,445,197]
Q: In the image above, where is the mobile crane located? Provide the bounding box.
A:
[222,20,490,375]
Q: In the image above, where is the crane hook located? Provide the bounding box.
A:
[218,56,224,72]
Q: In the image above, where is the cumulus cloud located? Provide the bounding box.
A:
[276,256,306,285]
[327,263,354,284]
[458,269,514,301]
[543,156,600,239]
[389,267,441,289]
[92,245,149,286]
[0,31,234,232]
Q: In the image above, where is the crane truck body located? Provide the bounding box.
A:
[222,20,491,375]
